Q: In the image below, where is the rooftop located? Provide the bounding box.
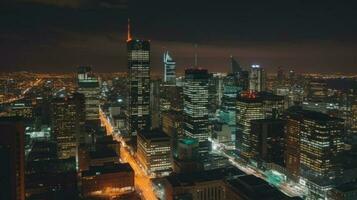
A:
[167,167,245,187]
[226,175,297,200]
[89,146,118,159]
[82,163,133,177]
[138,129,170,141]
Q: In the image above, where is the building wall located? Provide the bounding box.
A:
[127,40,151,135]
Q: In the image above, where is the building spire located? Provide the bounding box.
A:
[127,18,132,42]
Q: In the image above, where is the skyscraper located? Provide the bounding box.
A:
[0,117,25,200]
[163,51,176,85]
[249,65,266,92]
[230,56,243,75]
[183,68,209,150]
[51,93,84,159]
[236,95,265,160]
[230,56,249,91]
[77,66,100,123]
[127,21,151,135]
[250,119,285,167]
[299,110,344,199]
[284,107,345,199]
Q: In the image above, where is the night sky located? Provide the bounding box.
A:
[1,0,357,74]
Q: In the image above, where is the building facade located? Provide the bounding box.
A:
[183,69,209,143]
[77,66,100,122]
[127,39,151,135]
[137,129,172,177]
[163,51,176,85]
[249,65,266,92]
[236,95,265,160]
[0,118,25,200]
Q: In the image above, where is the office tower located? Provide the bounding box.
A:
[183,68,209,154]
[51,93,84,159]
[160,84,184,112]
[163,51,176,85]
[162,110,183,156]
[77,66,100,123]
[284,107,302,179]
[137,129,172,177]
[230,56,249,91]
[299,110,344,199]
[231,56,243,74]
[285,107,344,199]
[220,74,240,124]
[277,66,285,85]
[173,138,202,173]
[208,73,220,115]
[249,65,266,92]
[259,92,285,119]
[307,79,328,102]
[0,117,25,200]
[127,26,151,135]
[250,119,285,167]
[236,95,265,160]
[150,79,161,129]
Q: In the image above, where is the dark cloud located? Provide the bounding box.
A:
[0,0,356,73]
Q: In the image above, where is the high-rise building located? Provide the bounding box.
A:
[259,92,285,119]
[77,66,100,123]
[160,84,184,112]
[277,66,285,85]
[299,110,344,199]
[127,25,151,135]
[284,107,345,199]
[162,110,183,156]
[150,79,161,129]
[230,56,249,91]
[284,108,302,179]
[307,79,328,102]
[183,68,209,145]
[230,56,243,74]
[137,129,172,177]
[51,93,84,159]
[250,119,285,167]
[163,51,176,85]
[249,65,266,92]
[236,95,265,160]
[0,117,25,200]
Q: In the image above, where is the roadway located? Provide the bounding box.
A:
[211,139,306,198]
[0,78,43,104]
[99,108,158,200]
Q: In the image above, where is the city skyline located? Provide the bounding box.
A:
[1,1,357,200]
[1,0,357,73]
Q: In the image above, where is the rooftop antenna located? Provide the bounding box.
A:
[127,18,132,42]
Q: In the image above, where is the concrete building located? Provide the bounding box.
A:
[137,129,172,177]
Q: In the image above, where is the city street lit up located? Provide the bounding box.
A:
[1,1,357,200]
[100,109,158,200]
